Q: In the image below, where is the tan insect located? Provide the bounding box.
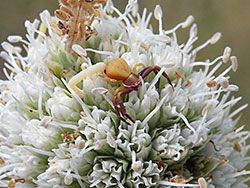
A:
[53,0,107,52]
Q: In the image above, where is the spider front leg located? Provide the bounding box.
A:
[112,87,135,124]
[68,63,106,96]
[139,66,173,89]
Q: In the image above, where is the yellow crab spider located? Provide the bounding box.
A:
[68,58,173,123]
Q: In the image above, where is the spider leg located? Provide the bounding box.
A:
[139,66,173,89]
[68,63,106,96]
[119,99,135,123]
[112,95,130,124]
[113,87,135,124]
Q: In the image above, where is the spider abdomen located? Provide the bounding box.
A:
[105,58,132,81]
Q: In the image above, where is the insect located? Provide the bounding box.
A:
[69,58,173,123]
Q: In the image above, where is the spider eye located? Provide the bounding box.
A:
[85,0,94,3]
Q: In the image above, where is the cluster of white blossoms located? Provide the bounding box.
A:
[0,0,249,187]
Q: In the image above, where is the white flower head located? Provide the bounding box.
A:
[0,0,249,187]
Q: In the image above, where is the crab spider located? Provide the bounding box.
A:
[68,58,173,123]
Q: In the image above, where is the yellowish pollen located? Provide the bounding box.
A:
[23,67,30,73]
[16,60,21,67]
[55,9,69,21]
[206,80,217,88]
[109,37,113,50]
[220,159,228,165]
[8,178,25,188]
[198,177,207,188]
[233,142,241,152]
[174,71,192,88]
[132,63,145,73]
[7,180,15,188]
[140,42,149,50]
[0,158,5,165]
[173,71,185,79]
[207,156,212,160]
[62,132,81,143]
[169,175,193,184]
[184,80,192,88]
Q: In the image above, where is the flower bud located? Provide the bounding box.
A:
[230,56,238,72]
[210,32,222,44]
[64,172,73,185]
[223,47,232,63]
[7,35,23,43]
[182,16,195,28]
[72,44,87,57]
[154,5,163,20]
[131,161,143,172]
[198,177,207,188]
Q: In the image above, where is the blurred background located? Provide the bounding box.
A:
[0,1,249,134]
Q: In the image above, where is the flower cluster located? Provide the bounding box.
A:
[0,0,249,187]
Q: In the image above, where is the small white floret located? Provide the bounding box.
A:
[227,84,239,92]
[190,24,198,38]
[154,5,163,20]
[223,47,232,63]
[230,56,238,72]
[72,44,87,57]
[39,116,52,127]
[91,87,108,94]
[64,172,73,185]
[1,42,22,53]
[218,77,229,89]
[75,137,85,149]
[40,10,51,27]
[132,3,139,17]
[210,32,222,44]
[198,177,207,188]
[131,161,143,172]
[7,35,23,43]
[182,15,195,28]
